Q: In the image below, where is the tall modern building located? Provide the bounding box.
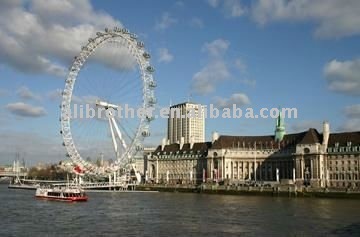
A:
[167,102,205,144]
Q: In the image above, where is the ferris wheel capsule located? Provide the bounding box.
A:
[137,41,144,48]
[146,66,155,73]
[148,80,156,88]
[122,28,130,34]
[130,33,138,40]
[141,130,150,137]
[143,52,151,59]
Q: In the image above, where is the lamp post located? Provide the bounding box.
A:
[254,141,257,182]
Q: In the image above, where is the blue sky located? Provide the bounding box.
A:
[0,0,359,164]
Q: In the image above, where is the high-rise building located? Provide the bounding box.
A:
[167,102,205,144]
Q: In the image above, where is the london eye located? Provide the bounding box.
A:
[60,27,156,176]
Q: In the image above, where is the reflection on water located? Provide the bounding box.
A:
[0,185,359,237]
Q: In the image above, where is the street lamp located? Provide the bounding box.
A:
[254,141,257,182]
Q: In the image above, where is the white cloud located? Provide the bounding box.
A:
[5,102,47,117]
[157,48,174,63]
[344,104,360,118]
[202,39,230,57]
[214,93,251,109]
[207,0,246,18]
[192,39,232,95]
[339,104,360,132]
[234,58,257,87]
[190,17,204,28]
[223,0,246,17]
[290,120,322,133]
[252,0,360,39]
[324,58,360,96]
[234,58,247,73]
[16,86,41,100]
[338,119,360,132]
[193,38,254,95]
[47,88,63,101]
[155,12,177,30]
[239,78,256,87]
[192,60,230,95]
[0,0,122,77]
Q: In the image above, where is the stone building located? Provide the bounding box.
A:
[326,132,360,188]
[209,127,328,187]
[207,120,359,188]
[146,140,210,184]
[147,114,360,188]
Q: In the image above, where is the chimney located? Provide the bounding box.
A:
[322,121,330,150]
[180,137,185,150]
[161,138,166,151]
[212,131,219,144]
[190,136,195,150]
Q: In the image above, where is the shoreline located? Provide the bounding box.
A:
[136,184,360,199]
[4,183,360,199]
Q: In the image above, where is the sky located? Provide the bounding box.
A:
[0,0,359,165]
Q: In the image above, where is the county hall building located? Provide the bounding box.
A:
[146,113,360,188]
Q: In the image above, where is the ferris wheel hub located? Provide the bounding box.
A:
[95,100,119,110]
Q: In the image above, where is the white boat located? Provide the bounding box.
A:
[8,176,40,190]
[35,186,88,202]
[9,183,40,190]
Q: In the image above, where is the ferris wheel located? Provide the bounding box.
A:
[60,27,156,175]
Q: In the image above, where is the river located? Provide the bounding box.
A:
[0,185,359,236]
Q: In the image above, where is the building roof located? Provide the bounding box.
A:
[211,128,324,149]
[298,128,322,144]
[152,130,360,153]
[328,131,360,146]
[170,101,201,108]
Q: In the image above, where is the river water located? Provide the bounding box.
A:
[0,185,359,237]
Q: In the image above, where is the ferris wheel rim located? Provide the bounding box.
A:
[60,27,156,175]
